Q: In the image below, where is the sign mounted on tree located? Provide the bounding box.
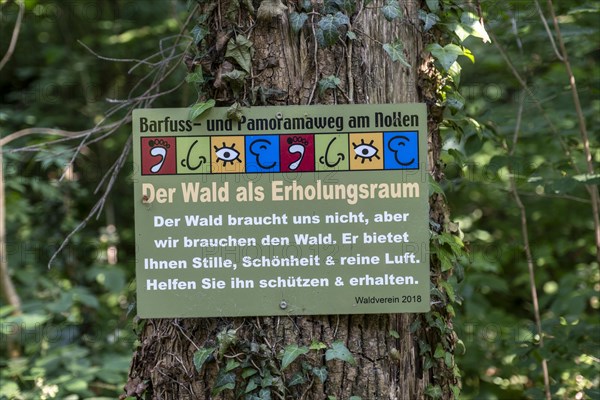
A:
[132,104,430,318]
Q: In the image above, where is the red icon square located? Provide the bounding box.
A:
[141,137,177,175]
[279,134,315,172]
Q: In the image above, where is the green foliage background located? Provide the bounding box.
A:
[0,0,598,399]
[447,2,600,399]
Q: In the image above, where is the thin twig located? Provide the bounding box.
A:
[545,0,600,263]
[47,137,132,268]
[510,190,591,204]
[507,92,551,400]
[173,321,201,351]
[77,40,161,66]
[307,13,319,105]
[48,137,132,269]
[60,16,193,182]
[533,0,563,61]
[0,0,25,72]
[46,4,200,266]
[504,13,553,396]
[487,28,583,177]
[128,46,185,74]
[1,127,87,148]
[346,22,354,103]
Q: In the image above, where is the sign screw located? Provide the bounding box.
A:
[279,300,288,309]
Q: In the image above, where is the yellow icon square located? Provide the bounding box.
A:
[211,136,246,173]
[349,133,384,170]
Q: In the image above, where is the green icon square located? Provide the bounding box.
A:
[176,137,211,174]
[315,133,349,171]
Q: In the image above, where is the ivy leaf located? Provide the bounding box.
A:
[433,343,445,358]
[381,0,401,21]
[436,231,464,253]
[189,99,215,121]
[323,0,354,13]
[226,0,240,21]
[445,351,454,368]
[245,379,258,393]
[288,372,306,386]
[190,25,207,45]
[346,30,357,40]
[436,247,454,272]
[445,90,465,112]
[409,318,421,334]
[429,175,445,197]
[242,367,258,378]
[318,14,341,47]
[337,0,356,14]
[227,101,243,121]
[425,385,443,399]
[423,357,435,371]
[451,21,471,42]
[223,69,247,97]
[185,70,203,84]
[418,9,439,32]
[225,359,240,372]
[261,370,274,387]
[310,340,327,350]
[383,41,411,68]
[426,43,471,71]
[193,347,215,372]
[316,12,348,47]
[323,0,338,13]
[318,75,341,95]
[440,281,457,304]
[223,69,247,82]
[461,11,490,43]
[312,366,328,382]
[426,0,439,12]
[447,148,466,165]
[325,341,356,365]
[281,344,309,370]
[217,328,239,356]
[389,329,400,339]
[462,46,474,63]
[258,389,271,400]
[418,339,431,356]
[211,371,236,396]
[290,12,308,33]
[332,11,349,27]
[300,0,312,11]
[451,384,461,399]
[226,34,254,73]
[448,60,461,86]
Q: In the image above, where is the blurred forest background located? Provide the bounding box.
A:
[0,0,598,399]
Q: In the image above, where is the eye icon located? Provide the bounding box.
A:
[214,142,242,166]
[352,139,380,163]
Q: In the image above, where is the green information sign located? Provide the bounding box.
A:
[133,104,430,318]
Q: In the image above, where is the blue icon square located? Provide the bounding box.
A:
[245,135,280,173]
[383,131,419,170]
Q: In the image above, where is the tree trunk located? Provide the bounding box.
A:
[124,1,453,399]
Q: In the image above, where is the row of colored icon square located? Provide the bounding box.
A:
[140,132,419,175]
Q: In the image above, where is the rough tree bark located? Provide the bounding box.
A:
[124,1,453,399]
